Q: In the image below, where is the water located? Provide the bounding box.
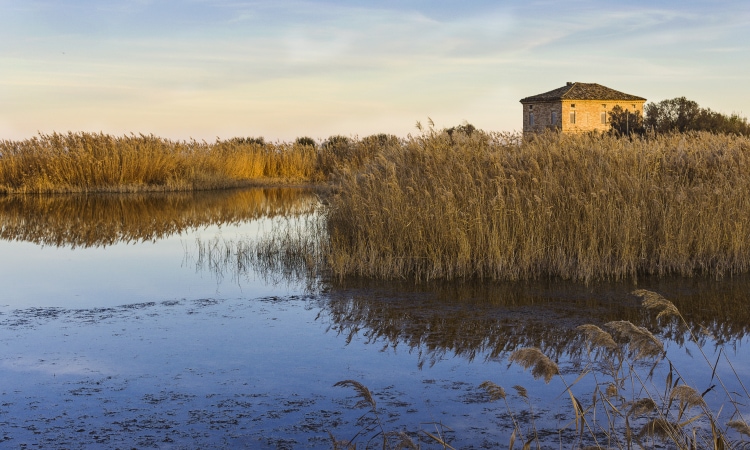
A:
[0,188,748,448]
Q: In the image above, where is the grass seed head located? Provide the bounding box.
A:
[727,420,750,437]
[479,381,507,401]
[669,384,706,410]
[628,397,658,417]
[509,347,559,383]
[605,320,664,360]
[637,418,682,442]
[334,379,376,410]
[633,289,680,320]
[577,324,619,352]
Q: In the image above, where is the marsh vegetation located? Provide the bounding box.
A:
[4,124,750,447]
[2,187,750,448]
[4,129,750,283]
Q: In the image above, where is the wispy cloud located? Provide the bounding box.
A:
[1,0,748,139]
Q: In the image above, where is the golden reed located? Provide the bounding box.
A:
[326,130,750,282]
[0,132,320,193]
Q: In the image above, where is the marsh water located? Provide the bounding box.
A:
[0,188,748,449]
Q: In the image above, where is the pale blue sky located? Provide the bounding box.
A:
[2,0,748,141]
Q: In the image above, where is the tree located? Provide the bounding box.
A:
[608,106,644,136]
[445,122,476,139]
[229,136,265,145]
[644,97,700,133]
[295,136,316,148]
[643,97,750,135]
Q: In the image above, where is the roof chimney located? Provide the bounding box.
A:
[566,82,574,86]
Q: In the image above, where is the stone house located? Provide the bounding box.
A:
[520,82,646,134]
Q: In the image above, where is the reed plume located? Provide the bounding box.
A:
[508,347,559,383]
[628,398,658,417]
[633,289,681,321]
[576,324,619,353]
[605,321,665,360]
[333,379,376,410]
[478,381,506,401]
[728,420,750,438]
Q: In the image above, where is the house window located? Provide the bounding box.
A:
[570,111,576,124]
[529,105,534,110]
[529,112,535,126]
[551,111,557,125]
[601,112,607,125]
[571,104,575,108]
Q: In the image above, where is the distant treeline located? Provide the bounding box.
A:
[609,97,750,136]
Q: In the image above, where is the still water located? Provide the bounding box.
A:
[0,188,748,449]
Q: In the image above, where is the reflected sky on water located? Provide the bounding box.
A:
[0,188,748,448]
[0,189,317,309]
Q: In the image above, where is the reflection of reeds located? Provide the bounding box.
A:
[0,188,318,248]
[330,290,748,448]
[188,211,328,289]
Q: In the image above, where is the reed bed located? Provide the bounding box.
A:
[0,132,321,193]
[326,130,750,282]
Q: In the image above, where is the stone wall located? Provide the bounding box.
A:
[523,100,645,134]
[561,100,645,133]
[522,101,561,133]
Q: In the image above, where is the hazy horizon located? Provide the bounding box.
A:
[2,0,748,142]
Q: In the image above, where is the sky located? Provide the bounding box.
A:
[1,0,749,142]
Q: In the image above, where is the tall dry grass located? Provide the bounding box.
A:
[326,129,750,282]
[0,132,320,193]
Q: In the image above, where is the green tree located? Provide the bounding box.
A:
[644,97,700,133]
[228,136,265,145]
[608,106,644,136]
[295,136,316,148]
[642,97,750,135]
[445,122,477,139]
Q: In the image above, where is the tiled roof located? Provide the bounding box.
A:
[520,82,646,102]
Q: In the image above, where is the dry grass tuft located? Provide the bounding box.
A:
[326,130,750,282]
[509,347,559,383]
[669,385,706,411]
[334,379,377,410]
[576,324,619,353]
[479,381,507,401]
[628,398,658,417]
[0,132,322,193]
[728,420,750,437]
[637,418,682,442]
[633,289,681,321]
[605,321,665,360]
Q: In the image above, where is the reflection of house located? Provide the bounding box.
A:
[520,82,646,134]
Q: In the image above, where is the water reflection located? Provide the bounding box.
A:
[185,225,750,364]
[317,278,750,367]
[0,188,319,248]
[3,187,748,364]
[187,212,326,290]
